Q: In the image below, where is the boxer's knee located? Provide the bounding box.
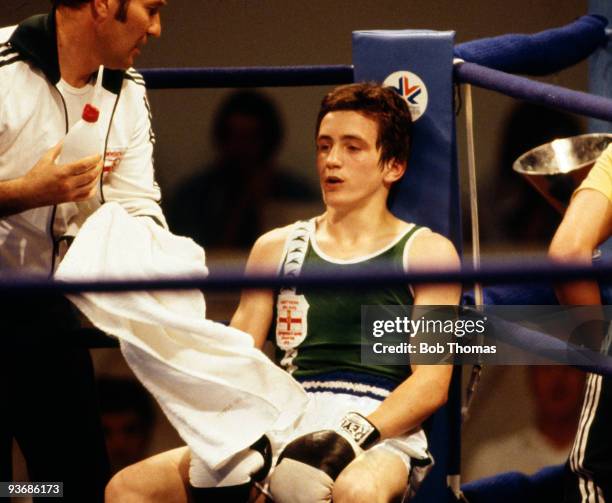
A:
[333,468,381,503]
[334,449,409,503]
[105,466,148,503]
[106,448,190,503]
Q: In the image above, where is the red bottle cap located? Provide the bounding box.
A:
[82,104,100,122]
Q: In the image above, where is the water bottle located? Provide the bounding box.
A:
[56,103,102,165]
[55,66,105,242]
[57,65,104,165]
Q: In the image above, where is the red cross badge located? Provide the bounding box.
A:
[276,293,309,350]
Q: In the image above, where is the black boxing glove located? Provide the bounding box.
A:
[269,412,380,503]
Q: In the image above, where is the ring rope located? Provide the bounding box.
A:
[139,65,354,89]
[454,61,612,123]
[139,62,612,126]
[4,259,612,295]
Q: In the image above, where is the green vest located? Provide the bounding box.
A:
[273,220,422,385]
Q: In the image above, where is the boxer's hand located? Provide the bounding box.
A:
[22,142,102,207]
[269,412,380,503]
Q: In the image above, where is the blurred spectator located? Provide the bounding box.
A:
[98,377,155,474]
[465,366,585,480]
[482,103,583,248]
[167,90,317,249]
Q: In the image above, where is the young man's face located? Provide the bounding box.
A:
[98,0,166,69]
[316,110,403,208]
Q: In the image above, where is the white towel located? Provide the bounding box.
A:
[56,203,307,469]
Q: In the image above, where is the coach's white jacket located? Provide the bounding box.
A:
[0,11,167,276]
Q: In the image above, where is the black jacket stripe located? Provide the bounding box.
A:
[124,73,146,86]
[126,70,146,84]
[0,55,23,68]
[0,46,17,58]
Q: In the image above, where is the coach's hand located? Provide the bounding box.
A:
[24,142,102,206]
[269,412,380,503]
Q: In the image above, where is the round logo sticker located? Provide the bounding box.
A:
[383,71,428,121]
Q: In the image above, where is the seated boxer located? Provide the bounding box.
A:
[105,82,460,503]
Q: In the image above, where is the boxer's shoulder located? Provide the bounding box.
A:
[247,225,295,271]
[407,229,459,271]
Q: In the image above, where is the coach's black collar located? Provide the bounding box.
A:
[9,10,124,94]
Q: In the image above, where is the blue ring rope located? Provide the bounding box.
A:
[6,260,612,295]
[138,62,612,123]
[454,61,612,123]
[140,65,354,89]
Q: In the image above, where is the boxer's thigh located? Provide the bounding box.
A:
[333,448,408,503]
[105,446,190,503]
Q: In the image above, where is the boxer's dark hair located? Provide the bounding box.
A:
[51,0,131,21]
[316,82,413,168]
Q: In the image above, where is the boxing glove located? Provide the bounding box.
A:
[269,412,380,503]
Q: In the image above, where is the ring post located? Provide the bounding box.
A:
[352,30,460,502]
[588,0,612,133]
[352,30,460,248]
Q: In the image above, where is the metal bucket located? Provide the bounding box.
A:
[512,133,612,213]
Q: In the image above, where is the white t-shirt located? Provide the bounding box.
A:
[56,78,95,129]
